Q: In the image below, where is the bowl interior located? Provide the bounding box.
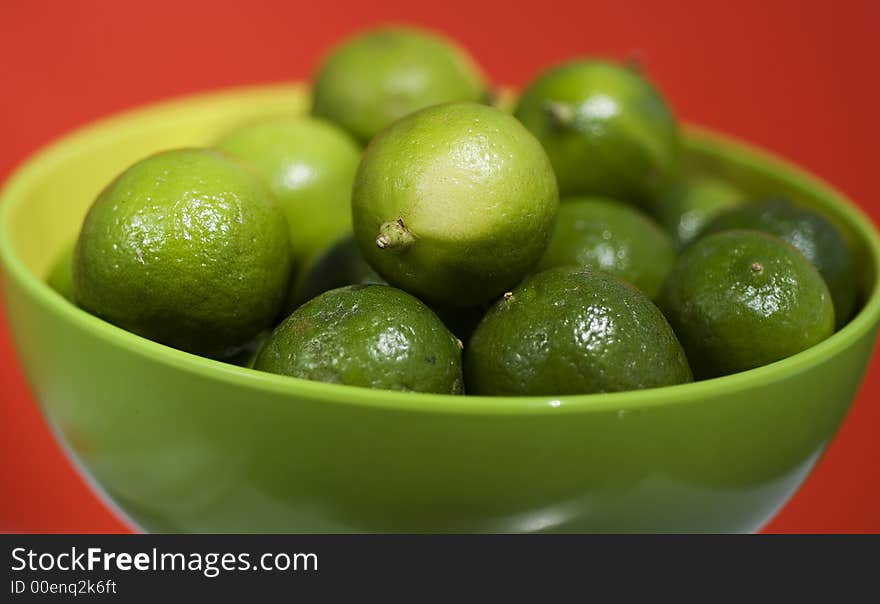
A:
[1,83,879,403]
[3,84,309,280]
[3,84,880,533]
[682,137,878,303]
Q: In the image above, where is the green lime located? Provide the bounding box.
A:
[700,198,857,327]
[654,175,744,249]
[312,26,487,144]
[352,103,559,307]
[536,197,676,299]
[215,116,361,265]
[46,241,75,301]
[255,284,464,393]
[73,148,291,359]
[515,59,679,207]
[465,267,692,395]
[285,234,384,313]
[658,229,835,379]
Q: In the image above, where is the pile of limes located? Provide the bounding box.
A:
[56,26,858,396]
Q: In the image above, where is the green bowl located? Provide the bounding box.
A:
[2,84,879,533]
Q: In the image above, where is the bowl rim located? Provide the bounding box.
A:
[2,83,879,416]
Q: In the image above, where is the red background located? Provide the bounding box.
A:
[1,0,878,533]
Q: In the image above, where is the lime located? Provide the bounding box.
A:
[654,175,744,249]
[312,26,487,143]
[255,284,464,393]
[700,198,857,327]
[215,116,361,265]
[536,197,676,299]
[73,148,291,359]
[46,241,75,301]
[658,229,835,379]
[352,103,559,307]
[515,59,679,207]
[465,267,693,395]
[285,234,384,313]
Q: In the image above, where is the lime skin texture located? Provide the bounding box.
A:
[658,229,835,380]
[654,175,744,250]
[73,148,292,360]
[465,266,693,396]
[352,102,559,308]
[46,241,75,301]
[215,116,361,266]
[285,234,385,314]
[537,196,676,300]
[701,198,857,328]
[515,59,680,207]
[312,26,487,144]
[255,284,464,394]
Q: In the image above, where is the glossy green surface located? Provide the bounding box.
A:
[215,116,361,266]
[466,267,693,395]
[659,230,835,379]
[352,102,559,307]
[73,148,291,359]
[654,175,745,250]
[515,60,679,207]
[537,197,676,299]
[701,198,857,328]
[256,284,463,394]
[1,85,879,532]
[312,27,486,144]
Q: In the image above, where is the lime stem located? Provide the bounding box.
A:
[376,219,415,251]
[544,101,576,128]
